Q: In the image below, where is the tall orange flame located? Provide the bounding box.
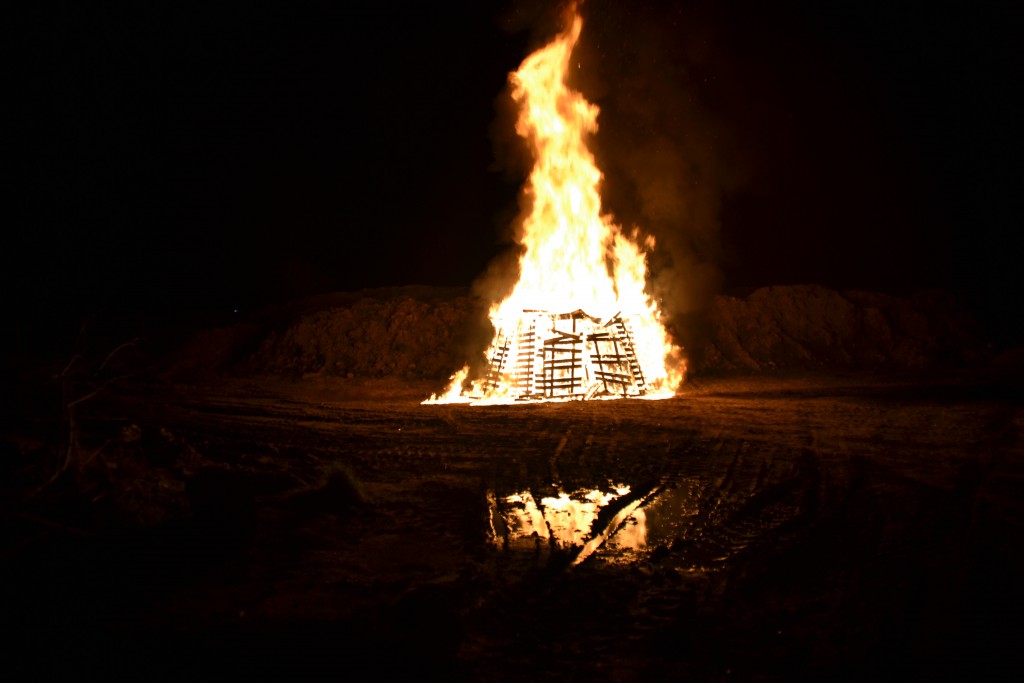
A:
[426,8,683,404]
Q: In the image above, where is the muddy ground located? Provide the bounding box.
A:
[3,366,1022,681]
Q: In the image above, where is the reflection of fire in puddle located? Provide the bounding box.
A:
[605,508,647,551]
[489,484,649,565]
[489,478,710,568]
[604,478,701,556]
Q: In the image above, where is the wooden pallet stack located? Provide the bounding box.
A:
[486,310,647,401]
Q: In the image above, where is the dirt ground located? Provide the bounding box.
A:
[3,367,1023,681]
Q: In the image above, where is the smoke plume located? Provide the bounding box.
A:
[572,0,746,367]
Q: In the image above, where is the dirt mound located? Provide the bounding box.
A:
[163,284,987,381]
[703,285,986,371]
[240,294,485,380]
[161,287,487,382]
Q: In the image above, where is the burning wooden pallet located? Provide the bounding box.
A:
[485,310,648,401]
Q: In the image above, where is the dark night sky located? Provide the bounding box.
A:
[11,1,1021,350]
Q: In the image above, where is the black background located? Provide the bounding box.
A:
[11,1,1020,352]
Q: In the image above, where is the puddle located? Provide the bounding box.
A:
[488,483,652,566]
[488,485,633,548]
[602,478,702,555]
[488,478,718,568]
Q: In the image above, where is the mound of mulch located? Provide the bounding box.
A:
[162,286,487,382]
[162,284,988,382]
[704,285,987,371]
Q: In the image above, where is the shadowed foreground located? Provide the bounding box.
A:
[3,368,1021,680]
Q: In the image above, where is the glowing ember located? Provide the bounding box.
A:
[425,7,683,405]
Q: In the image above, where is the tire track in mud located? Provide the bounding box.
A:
[466,396,850,652]
[462,415,890,681]
[467,395,837,585]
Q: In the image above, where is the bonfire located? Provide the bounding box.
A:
[427,7,683,404]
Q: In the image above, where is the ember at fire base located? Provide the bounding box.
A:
[482,310,648,402]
